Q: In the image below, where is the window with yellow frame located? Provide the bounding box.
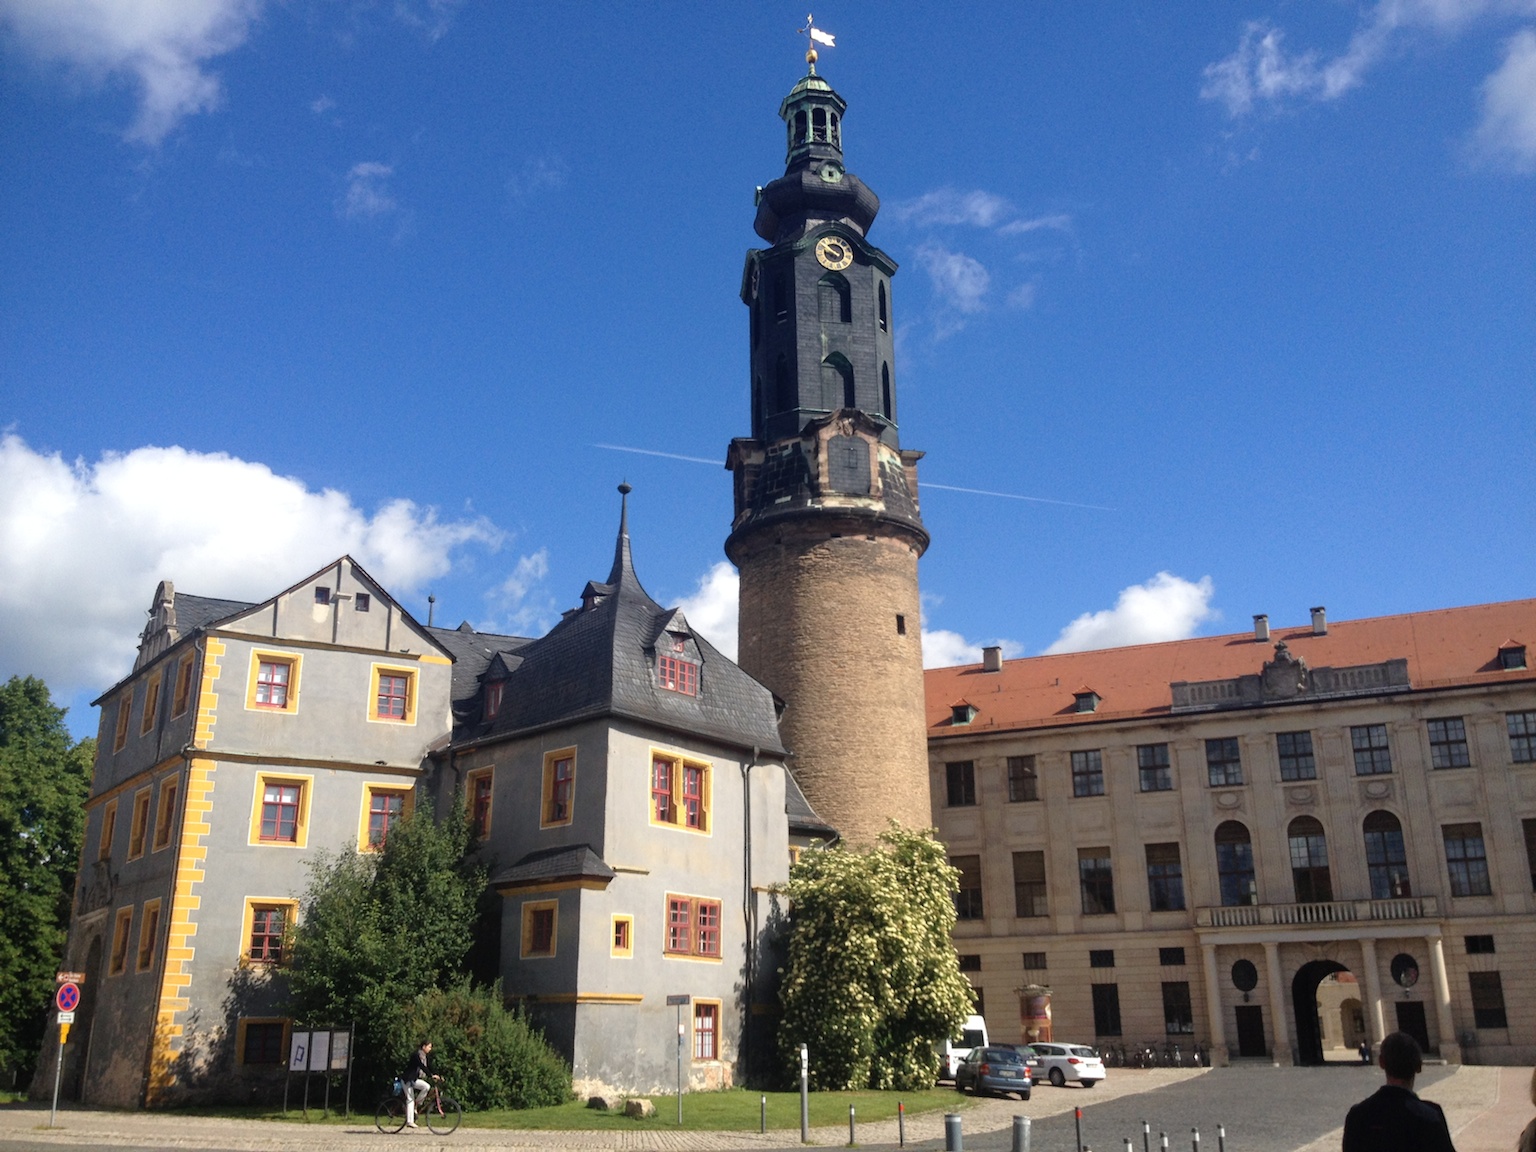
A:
[520,899,558,958]
[649,752,711,833]
[140,670,162,735]
[611,915,634,958]
[541,748,576,828]
[171,651,196,717]
[236,1018,290,1066]
[692,1000,721,1060]
[241,898,299,966]
[98,799,117,862]
[113,695,131,751]
[136,898,162,972]
[246,649,301,713]
[248,772,313,848]
[127,788,151,859]
[108,907,133,975]
[358,783,413,850]
[152,774,179,852]
[466,767,494,840]
[368,664,418,724]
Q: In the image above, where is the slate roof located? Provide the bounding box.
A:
[926,598,1536,738]
[449,494,787,756]
[427,621,533,705]
[489,844,616,890]
[172,594,257,633]
[784,771,838,840]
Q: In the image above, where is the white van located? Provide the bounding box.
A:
[938,1014,989,1080]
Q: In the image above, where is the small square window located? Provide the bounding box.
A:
[240,1020,287,1065]
[1499,644,1527,670]
[611,915,633,958]
[1089,949,1115,969]
[658,654,698,695]
[355,593,371,612]
[1022,951,1047,970]
[1160,947,1187,966]
[314,587,331,605]
[1465,934,1495,954]
[958,954,982,972]
[377,674,409,720]
[246,902,295,965]
[254,659,293,709]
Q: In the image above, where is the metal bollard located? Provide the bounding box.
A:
[945,1112,963,1152]
[1075,1107,1084,1152]
[1143,1121,1152,1152]
[1012,1114,1031,1152]
[1217,1126,1226,1152]
[849,1105,856,1146]
[761,1094,767,1134]
[1192,1128,1200,1152]
[1125,1141,1134,1152]
[1161,1134,1169,1151]
[899,1102,906,1148]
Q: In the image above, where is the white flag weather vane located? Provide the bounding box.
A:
[800,15,835,62]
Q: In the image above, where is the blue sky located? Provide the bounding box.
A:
[2,1,1533,739]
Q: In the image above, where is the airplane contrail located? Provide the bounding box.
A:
[593,443,1112,511]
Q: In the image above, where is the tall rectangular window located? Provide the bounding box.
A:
[952,855,984,919]
[1079,848,1115,915]
[693,1002,719,1060]
[1007,755,1038,802]
[1012,851,1047,918]
[376,673,409,720]
[1468,972,1508,1029]
[152,777,179,851]
[109,907,133,976]
[255,660,292,708]
[136,899,161,972]
[522,902,556,957]
[1162,982,1195,1034]
[1206,738,1243,786]
[1524,819,1536,893]
[1443,823,1492,896]
[1427,718,1471,769]
[1071,749,1105,797]
[128,789,151,858]
[1145,842,1186,912]
[1506,711,1536,763]
[1091,983,1122,1036]
[366,788,406,848]
[113,697,131,751]
[1137,744,1172,792]
[468,770,493,839]
[140,672,161,734]
[657,654,698,696]
[1276,731,1317,781]
[946,760,976,807]
[98,800,117,861]
[248,905,289,965]
[543,753,575,826]
[1351,724,1393,775]
[260,782,302,842]
[652,758,673,822]
[171,653,195,717]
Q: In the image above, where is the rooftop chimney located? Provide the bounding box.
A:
[1253,614,1270,643]
[982,645,1003,673]
[1310,606,1327,635]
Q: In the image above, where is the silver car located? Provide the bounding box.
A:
[1024,1042,1107,1087]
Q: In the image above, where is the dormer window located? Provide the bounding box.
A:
[1499,643,1527,671]
[658,654,698,696]
[1074,690,1101,714]
[485,681,504,719]
[951,701,977,726]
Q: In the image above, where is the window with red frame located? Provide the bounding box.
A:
[528,907,554,954]
[693,1002,719,1059]
[657,654,698,696]
[545,757,573,824]
[255,660,291,708]
[376,673,409,720]
[260,783,302,841]
[485,680,504,719]
[664,895,721,958]
[471,774,493,838]
[368,790,406,847]
[652,759,674,822]
[682,766,706,830]
[249,906,288,964]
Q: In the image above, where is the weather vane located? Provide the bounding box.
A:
[798,14,835,73]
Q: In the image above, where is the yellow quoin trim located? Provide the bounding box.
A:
[146,639,222,1104]
[245,648,302,714]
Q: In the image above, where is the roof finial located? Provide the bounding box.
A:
[608,482,636,585]
[799,14,835,74]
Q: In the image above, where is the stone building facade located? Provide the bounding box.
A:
[926,601,1536,1067]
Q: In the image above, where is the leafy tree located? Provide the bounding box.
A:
[0,677,93,1084]
[777,823,974,1091]
[285,799,485,1088]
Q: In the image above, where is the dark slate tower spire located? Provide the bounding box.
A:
[726,60,932,846]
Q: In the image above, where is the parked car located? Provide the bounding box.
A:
[1024,1042,1107,1087]
[938,1014,990,1081]
[955,1046,1032,1099]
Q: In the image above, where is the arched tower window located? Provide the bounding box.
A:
[821,353,854,411]
[881,363,892,420]
[773,276,789,323]
[1288,816,1333,903]
[818,273,851,324]
[878,282,888,332]
[1363,811,1411,899]
[1214,821,1255,907]
[829,111,840,147]
[774,354,793,414]
[793,110,807,145]
[812,107,827,142]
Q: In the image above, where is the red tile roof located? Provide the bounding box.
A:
[926,599,1535,738]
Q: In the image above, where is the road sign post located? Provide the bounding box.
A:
[49,982,83,1128]
[666,994,690,1126]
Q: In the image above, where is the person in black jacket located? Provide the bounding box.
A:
[402,1040,438,1129]
[1342,1031,1456,1152]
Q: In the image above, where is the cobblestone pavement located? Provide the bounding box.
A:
[0,1065,1527,1152]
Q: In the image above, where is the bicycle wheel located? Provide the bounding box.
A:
[427,1095,462,1135]
[375,1096,407,1133]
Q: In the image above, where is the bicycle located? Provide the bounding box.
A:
[376,1078,462,1135]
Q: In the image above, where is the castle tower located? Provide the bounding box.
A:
[726,57,932,845]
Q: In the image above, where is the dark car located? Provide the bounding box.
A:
[955,1045,1032,1099]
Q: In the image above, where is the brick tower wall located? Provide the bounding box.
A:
[735,521,932,845]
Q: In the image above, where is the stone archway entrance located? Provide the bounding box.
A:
[1293,959,1350,1066]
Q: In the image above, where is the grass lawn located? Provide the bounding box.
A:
[167,1086,972,1131]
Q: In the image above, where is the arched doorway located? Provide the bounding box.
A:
[1292,959,1348,1065]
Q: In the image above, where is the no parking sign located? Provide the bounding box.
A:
[55,983,80,1013]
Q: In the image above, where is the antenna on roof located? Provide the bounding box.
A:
[427,594,436,627]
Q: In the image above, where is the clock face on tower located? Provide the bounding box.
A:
[814,235,854,271]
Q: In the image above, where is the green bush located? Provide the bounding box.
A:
[403,980,571,1110]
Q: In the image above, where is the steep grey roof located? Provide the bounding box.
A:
[784,770,838,840]
[427,622,533,704]
[490,844,615,889]
[174,594,257,632]
[450,494,786,756]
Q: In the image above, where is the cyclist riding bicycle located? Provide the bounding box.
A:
[402,1040,440,1129]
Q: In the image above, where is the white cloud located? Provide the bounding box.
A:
[1005,283,1038,311]
[485,549,554,636]
[915,245,990,314]
[677,561,739,660]
[1043,572,1217,654]
[507,156,568,199]
[996,213,1074,236]
[0,434,501,695]
[888,188,1015,229]
[0,0,263,144]
[310,94,335,115]
[919,628,1023,670]
[1474,27,1536,168]
[339,161,398,219]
